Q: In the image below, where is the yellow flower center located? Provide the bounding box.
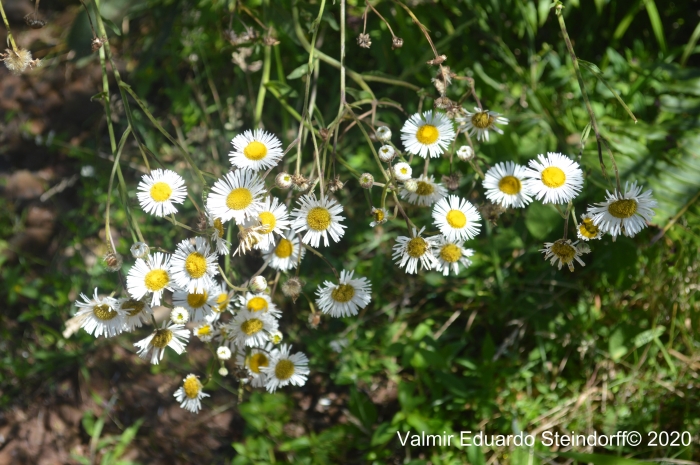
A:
[471,111,494,129]
[185,252,208,278]
[551,240,576,263]
[150,182,172,202]
[214,293,228,313]
[274,359,295,380]
[241,318,264,335]
[258,211,276,234]
[440,244,462,263]
[406,237,428,258]
[271,333,282,344]
[213,218,225,238]
[307,207,331,231]
[187,291,208,308]
[415,181,434,196]
[243,141,268,160]
[248,352,269,374]
[144,269,169,291]
[579,218,600,238]
[197,325,212,337]
[93,304,118,320]
[121,299,145,317]
[416,124,439,145]
[374,209,385,222]
[275,239,293,258]
[331,284,355,303]
[400,167,409,175]
[226,188,253,210]
[247,296,268,312]
[608,199,637,219]
[498,175,522,195]
[445,210,467,228]
[183,376,201,399]
[541,167,566,188]
[151,329,173,348]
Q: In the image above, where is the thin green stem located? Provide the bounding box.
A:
[0,0,18,52]
[254,43,272,127]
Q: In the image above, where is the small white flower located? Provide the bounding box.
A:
[136,169,187,217]
[393,162,412,181]
[134,321,190,365]
[330,338,349,353]
[400,174,447,207]
[482,161,533,208]
[170,237,219,294]
[432,195,481,241]
[369,207,388,228]
[207,170,266,225]
[433,236,474,276]
[209,282,233,320]
[577,212,603,241]
[291,194,346,248]
[126,252,173,307]
[262,230,305,271]
[236,292,282,318]
[524,152,584,204]
[456,145,474,161]
[376,126,392,142]
[457,107,509,142]
[401,110,456,158]
[227,309,279,348]
[249,276,268,293]
[540,239,586,272]
[315,270,372,318]
[378,145,396,162]
[392,227,439,274]
[119,298,153,332]
[236,343,276,388]
[586,181,656,239]
[193,322,215,342]
[268,329,283,345]
[207,213,231,256]
[217,346,232,360]
[173,286,217,322]
[73,288,124,338]
[261,344,310,393]
[170,306,189,324]
[229,129,284,171]
[173,374,210,414]
[242,196,291,251]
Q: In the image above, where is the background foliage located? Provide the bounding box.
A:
[1,0,700,463]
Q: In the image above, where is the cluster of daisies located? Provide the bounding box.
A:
[369,107,656,273]
[72,129,376,414]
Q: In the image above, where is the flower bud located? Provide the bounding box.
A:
[457,145,474,161]
[130,242,150,259]
[275,172,292,189]
[249,276,267,293]
[170,307,189,324]
[268,329,283,344]
[359,173,374,189]
[217,346,232,360]
[103,251,123,272]
[378,145,395,162]
[375,126,392,142]
[403,179,418,192]
[393,162,412,181]
[218,367,229,376]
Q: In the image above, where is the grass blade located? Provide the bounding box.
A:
[681,20,700,66]
[579,60,638,123]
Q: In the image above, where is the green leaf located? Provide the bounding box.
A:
[609,328,627,361]
[681,21,700,66]
[643,0,666,53]
[633,326,665,348]
[101,16,122,37]
[287,63,309,80]
[349,387,377,429]
[525,202,561,239]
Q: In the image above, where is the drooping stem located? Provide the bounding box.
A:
[0,0,18,52]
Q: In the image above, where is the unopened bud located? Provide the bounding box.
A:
[276,172,293,189]
[359,173,374,189]
[268,329,283,344]
[375,126,392,142]
[328,176,344,193]
[392,37,404,49]
[130,242,150,259]
[308,312,321,328]
[403,179,418,193]
[393,162,412,181]
[103,251,123,272]
[378,145,395,162]
[456,145,474,161]
[217,346,232,360]
[357,33,371,49]
[249,276,267,293]
[218,367,229,376]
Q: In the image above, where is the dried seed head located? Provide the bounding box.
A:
[291,174,308,187]
[24,14,47,29]
[441,174,461,191]
[359,173,374,189]
[434,96,454,109]
[403,179,418,193]
[1,48,41,75]
[92,37,107,52]
[249,276,267,293]
[130,242,150,259]
[427,54,447,65]
[308,312,321,328]
[196,213,208,232]
[294,181,310,192]
[357,33,372,49]
[234,224,266,256]
[432,78,446,95]
[319,127,330,141]
[263,35,280,46]
[275,172,293,189]
[328,176,344,193]
[103,251,123,271]
[480,202,506,226]
[282,276,304,303]
[392,36,404,49]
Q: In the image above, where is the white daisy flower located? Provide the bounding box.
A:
[243,196,291,251]
[208,282,233,321]
[236,343,276,388]
[134,321,190,365]
[229,129,284,171]
[217,346,232,360]
[400,174,447,207]
[193,322,215,342]
[540,239,586,272]
[482,161,533,208]
[136,169,187,217]
[432,195,481,241]
[587,181,656,239]
[400,110,456,159]
[170,237,219,294]
[227,309,279,348]
[392,227,439,274]
[170,306,189,324]
[173,286,217,323]
[74,288,124,338]
[315,270,372,318]
[393,162,413,181]
[268,329,283,345]
[260,344,310,393]
[263,230,306,271]
[369,207,388,227]
[126,252,173,307]
[378,145,396,162]
[434,236,475,276]
[118,298,153,332]
[207,170,266,225]
[376,126,392,142]
[457,107,509,142]
[236,292,282,318]
[173,374,210,414]
[207,213,231,256]
[291,194,346,248]
[524,152,584,204]
[577,213,603,241]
